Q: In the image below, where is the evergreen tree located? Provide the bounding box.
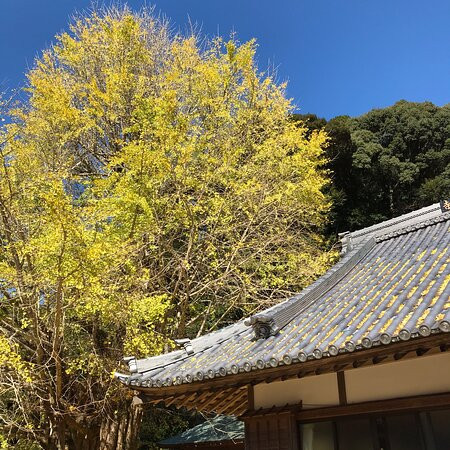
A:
[294,101,450,233]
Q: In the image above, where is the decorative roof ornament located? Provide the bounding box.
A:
[338,231,353,255]
[244,314,280,339]
[440,199,450,213]
[123,356,137,373]
[174,338,194,355]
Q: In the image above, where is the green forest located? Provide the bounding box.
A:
[0,6,449,450]
[294,100,450,235]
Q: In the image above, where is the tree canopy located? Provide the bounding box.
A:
[294,100,450,233]
[0,7,331,449]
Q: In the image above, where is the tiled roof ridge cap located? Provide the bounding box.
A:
[375,210,450,242]
[349,203,441,240]
[245,236,377,339]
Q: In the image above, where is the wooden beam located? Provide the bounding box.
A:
[352,359,368,368]
[174,391,198,408]
[372,355,388,364]
[394,351,408,360]
[297,370,314,379]
[198,389,231,411]
[195,390,218,408]
[228,401,248,417]
[416,348,430,357]
[203,387,236,413]
[265,376,282,384]
[333,363,350,372]
[164,394,184,407]
[337,371,347,406]
[158,396,174,405]
[183,390,216,411]
[227,394,248,416]
[181,402,197,412]
[241,402,302,419]
[296,392,450,422]
[247,385,255,411]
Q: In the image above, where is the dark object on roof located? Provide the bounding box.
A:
[441,199,450,213]
[116,202,450,389]
[159,415,244,448]
[174,339,195,356]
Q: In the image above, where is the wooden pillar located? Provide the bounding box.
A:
[243,409,299,450]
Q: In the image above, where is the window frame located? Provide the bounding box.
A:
[298,407,450,450]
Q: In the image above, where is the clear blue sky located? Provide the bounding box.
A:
[1,0,449,119]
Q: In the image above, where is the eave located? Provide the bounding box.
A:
[132,332,450,416]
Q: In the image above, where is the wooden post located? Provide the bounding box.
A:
[337,371,347,406]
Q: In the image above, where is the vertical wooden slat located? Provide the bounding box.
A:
[244,411,299,450]
[337,371,347,406]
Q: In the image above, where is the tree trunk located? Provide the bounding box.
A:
[41,398,143,450]
[99,397,143,450]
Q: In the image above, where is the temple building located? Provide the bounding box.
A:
[117,201,450,449]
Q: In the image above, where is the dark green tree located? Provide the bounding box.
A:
[294,101,450,234]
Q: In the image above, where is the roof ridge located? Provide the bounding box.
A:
[351,203,441,237]
[244,209,450,340]
[245,236,377,339]
[346,203,442,246]
[376,210,450,242]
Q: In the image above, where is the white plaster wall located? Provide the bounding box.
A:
[345,351,450,403]
[254,372,339,409]
[253,352,450,410]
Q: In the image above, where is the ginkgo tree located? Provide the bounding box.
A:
[0,7,333,449]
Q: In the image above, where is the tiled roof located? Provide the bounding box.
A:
[159,415,244,446]
[116,203,450,389]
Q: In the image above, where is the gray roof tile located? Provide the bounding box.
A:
[159,415,244,446]
[116,204,450,389]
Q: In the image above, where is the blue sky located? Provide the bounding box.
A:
[1,0,449,119]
